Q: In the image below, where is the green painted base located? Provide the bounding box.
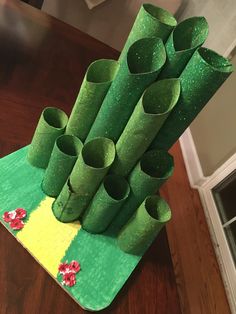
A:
[0,147,141,311]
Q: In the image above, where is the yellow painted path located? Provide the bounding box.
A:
[17,197,81,277]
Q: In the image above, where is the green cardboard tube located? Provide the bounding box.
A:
[42,135,83,197]
[150,47,233,150]
[159,17,209,79]
[117,195,171,255]
[86,37,166,142]
[82,175,130,234]
[52,179,84,222]
[68,137,116,217]
[66,59,119,141]
[112,149,174,232]
[110,79,180,176]
[119,4,176,62]
[27,107,68,168]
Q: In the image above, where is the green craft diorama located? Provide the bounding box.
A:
[0,3,233,311]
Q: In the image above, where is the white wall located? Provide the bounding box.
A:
[179,0,236,176]
[42,0,181,51]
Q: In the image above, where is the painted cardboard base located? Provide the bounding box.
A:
[0,146,141,311]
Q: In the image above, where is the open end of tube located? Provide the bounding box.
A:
[43,107,68,129]
[56,135,82,156]
[141,150,174,179]
[82,137,115,168]
[87,59,119,83]
[145,195,171,222]
[104,175,130,200]
[127,38,166,74]
[143,4,177,27]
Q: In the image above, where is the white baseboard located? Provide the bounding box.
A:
[179,128,208,188]
[198,152,236,314]
[179,127,236,313]
[84,0,107,9]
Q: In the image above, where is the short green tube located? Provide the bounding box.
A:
[86,37,166,142]
[66,59,119,141]
[42,135,83,197]
[119,4,176,62]
[52,180,84,222]
[112,149,174,231]
[159,17,209,78]
[27,107,68,168]
[110,79,180,176]
[67,137,116,217]
[117,195,171,255]
[82,175,130,234]
[150,47,233,150]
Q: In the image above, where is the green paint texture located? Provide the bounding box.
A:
[27,107,68,168]
[117,195,171,255]
[0,146,45,235]
[119,3,176,62]
[59,227,140,311]
[66,59,119,141]
[112,149,174,232]
[0,147,140,311]
[110,79,180,176]
[82,175,130,233]
[42,135,83,197]
[60,137,117,218]
[150,47,233,150]
[86,37,166,142]
[159,17,209,79]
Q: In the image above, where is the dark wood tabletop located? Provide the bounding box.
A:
[0,1,181,314]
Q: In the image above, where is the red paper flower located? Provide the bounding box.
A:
[58,260,80,287]
[9,218,24,230]
[69,260,80,274]
[3,210,16,222]
[62,272,76,287]
[58,262,70,275]
[15,208,27,219]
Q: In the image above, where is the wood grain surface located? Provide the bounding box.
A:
[0,1,230,313]
[162,143,231,314]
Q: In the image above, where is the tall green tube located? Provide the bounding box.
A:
[86,37,166,142]
[42,135,83,197]
[110,79,180,176]
[112,149,174,232]
[66,59,119,141]
[150,48,233,150]
[27,107,68,168]
[117,195,171,255]
[119,4,176,62]
[159,17,209,79]
[82,175,130,234]
[64,137,116,217]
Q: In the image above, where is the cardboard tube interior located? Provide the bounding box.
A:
[82,175,130,233]
[86,37,166,143]
[27,107,68,168]
[117,195,171,255]
[69,137,116,216]
[111,149,174,232]
[159,16,209,79]
[151,47,233,150]
[66,59,119,141]
[110,79,180,176]
[119,4,176,62]
[42,134,83,197]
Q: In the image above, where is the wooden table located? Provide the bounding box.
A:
[0,1,181,313]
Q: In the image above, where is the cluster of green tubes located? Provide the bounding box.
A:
[27,3,233,255]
